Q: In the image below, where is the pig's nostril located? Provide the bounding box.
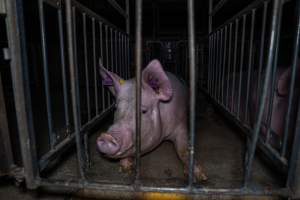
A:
[97,134,120,156]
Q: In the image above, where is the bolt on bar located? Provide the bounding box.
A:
[66,0,85,178]
[135,0,142,183]
[245,9,256,122]
[244,0,282,186]
[38,0,56,148]
[187,0,196,188]
[58,5,70,130]
[83,13,91,121]
[282,0,300,158]
[237,14,246,118]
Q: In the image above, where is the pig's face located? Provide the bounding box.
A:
[97,59,172,158]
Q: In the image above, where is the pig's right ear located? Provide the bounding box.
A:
[99,59,124,96]
[142,59,173,101]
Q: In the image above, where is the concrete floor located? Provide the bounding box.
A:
[0,100,285,199]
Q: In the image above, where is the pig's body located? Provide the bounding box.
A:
[97,59,207,181]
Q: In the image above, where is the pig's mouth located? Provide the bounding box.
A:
[97,133,134,158]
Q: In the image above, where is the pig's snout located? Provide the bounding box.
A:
[97,133,120,156]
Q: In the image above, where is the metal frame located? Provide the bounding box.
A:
[2,0,300,198]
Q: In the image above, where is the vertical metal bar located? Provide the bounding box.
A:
[231,19,239,114]
[281,0,300,157]
[110,28,114,73]
[245,9,256,122]
[72,6,81,125]
[218,29,223,103]
[58,7,70,130]
[127,36,130,78]
[212,33,216,97]
[105,25,111,106]
[83,13,91,121]
[214,31,219,100]
[208,36,211,94]
[265,5,282,144]
[237,15,246,118]
[66,0,86,178]
[121,33,124,77]
[135,0,142,183]
[226,23,233,109]
[126,0,130,35]
[119,33,122,77]
[256,1,268,116]
[187,0,196,188]
[208,0,212,34]
[38,0,56,148]
[114,30,118,75]
[5,0,39,188]
[244,0,282,186]
[99,22,105,111]
[221,26,227,106]
[92,18,98,116]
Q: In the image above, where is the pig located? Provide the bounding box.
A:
[249,62,300,151]
[96,59,207,182]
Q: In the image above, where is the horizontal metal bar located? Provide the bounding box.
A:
[107,0,128,19]
[41,0,60,8]
[71,0,128,35]
[38,179,291,197]
[210,0,269,34]
[39,104,114,171]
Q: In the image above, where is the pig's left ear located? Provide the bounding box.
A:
[99,59,124,96]
[142,59,173,101]
[277,62,300,96]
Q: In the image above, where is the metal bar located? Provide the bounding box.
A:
[107,0,128,19]
[218,29,224,103]
[66,0,86,178]
[231,19,239,114]
[127,36,130,78]
[5,0,39,188]
[208,36,211,94]
[110,28,114,72]
[72,6,81,128]
[245,9,256,122]
[244,0,282,186]
[187,0,196,188]
[120,33,124,77]
[0,0,6,14]
[99,22,105,111]
[58,7,70,130]
[118,32,122,76]
[38,178,291,197]
[38,0,56,148]
[281,0,300,157]
[105,25,111,106]
[92,18,99,116]
[265,4,282,144]
[256,1,268,115]
[135,0,142,183]
[221,26,227,106]
[237,15,246,118]
[83,13,91,121]
[226,23,233,109]
[114,30,118,75]
[212,33,216,98]
[214,31,219,100]
[126,0,130,35]
[208,0,212,34]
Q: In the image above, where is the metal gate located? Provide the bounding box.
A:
[1,0,300,198]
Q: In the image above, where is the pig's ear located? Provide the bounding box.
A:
[277,62,300,96]
[142,59,173,101]
[99,59,124,96]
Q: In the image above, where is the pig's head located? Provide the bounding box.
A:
[97,59,172,158]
